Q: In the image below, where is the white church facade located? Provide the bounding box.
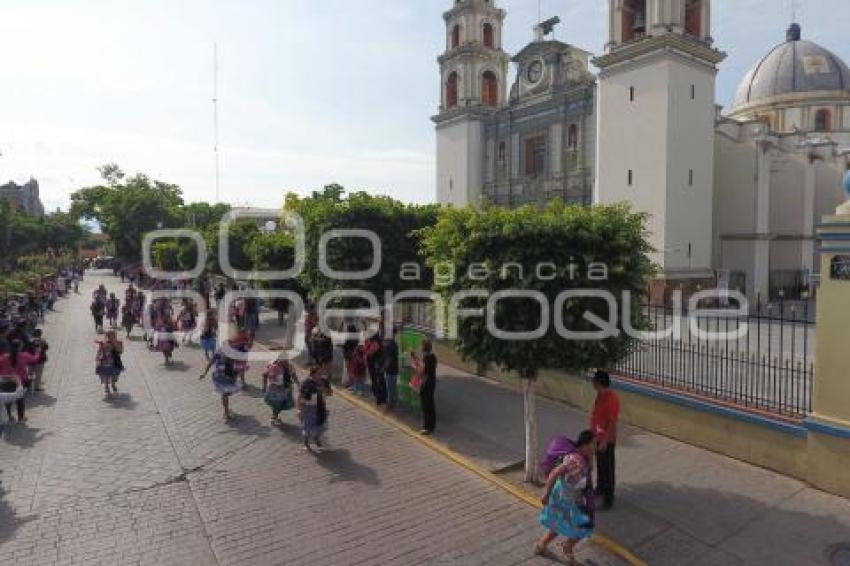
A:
[434,0,850,304]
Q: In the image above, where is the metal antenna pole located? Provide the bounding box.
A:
[213,43,220,203]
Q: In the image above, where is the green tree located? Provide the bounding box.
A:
[0,202,86,268]
[70,164,185,262]
[418,202,654,482]
[286,185,439,307]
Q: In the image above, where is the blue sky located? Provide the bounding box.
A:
[0,0,847,212]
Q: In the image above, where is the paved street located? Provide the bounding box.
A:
[0,274,624,566]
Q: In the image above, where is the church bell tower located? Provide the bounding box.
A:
[594,0,725,299]
[434,0,509,207]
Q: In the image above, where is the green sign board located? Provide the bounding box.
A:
[398,328,426,409]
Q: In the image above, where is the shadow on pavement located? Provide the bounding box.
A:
[27,393,57,409]
[314,448,381,487]
[163,361,191,372]
[0,484,36,545]
[104,392,138,411]
[222,413,271,438]
[0,423,52,449]
[610,482,850,566]
[271,420,303,441]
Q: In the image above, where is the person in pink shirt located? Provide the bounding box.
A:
[0,339,42,423]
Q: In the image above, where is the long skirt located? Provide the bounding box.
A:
[212,372,242,396]
[264,387,294,414]
[301,404,327,439]
[539,479,593,540]
[97,366,121,384]
[200,336,217,353]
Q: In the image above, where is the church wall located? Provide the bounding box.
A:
[663,57,717,272]
[770,240,802,274]
[436,119,484,207]
[596,59,671,267]
[713,133,758,245]
[814,160,845,218]
[769,153,806,235]
[814,160,846,273]
[718,240,755,296]
[784,107,803,131]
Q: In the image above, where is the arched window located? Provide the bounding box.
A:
[814,109,831,132]
[685,0,702,38]
[451,25,461,49]
[483,23,494,48]
[567,124,578,150]
[446,72,459,109]
[622,0,647,42]
[482,71,498,107]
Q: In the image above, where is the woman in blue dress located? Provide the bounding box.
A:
[535,430,596,564]
[199,310,218,362]
[297,366,332,451]
[199,342,243,421]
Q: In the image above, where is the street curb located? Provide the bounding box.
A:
[333,387,649,566]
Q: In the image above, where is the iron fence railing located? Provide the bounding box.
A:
[611,301,814,418]
[396,298,815,419]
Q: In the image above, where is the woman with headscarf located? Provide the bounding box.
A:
[535,430,597,563]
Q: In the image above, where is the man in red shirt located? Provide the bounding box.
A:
[591,370,620,509]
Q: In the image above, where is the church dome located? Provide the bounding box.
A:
[732,24,850,110]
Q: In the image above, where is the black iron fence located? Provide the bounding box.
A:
[611,301,814,419]
[396,298,816,419]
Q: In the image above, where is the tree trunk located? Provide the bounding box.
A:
[522,377,539,484]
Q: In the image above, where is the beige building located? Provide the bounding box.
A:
[715,23,850,301]
[435,0,850,303]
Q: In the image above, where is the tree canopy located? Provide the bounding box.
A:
[286,184,439,305]
[0,200,87,269]
[419,201,654,379]
[70,164,185,262]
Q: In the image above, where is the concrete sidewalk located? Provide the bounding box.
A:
[256,316,850,566]
[424,364,850,566]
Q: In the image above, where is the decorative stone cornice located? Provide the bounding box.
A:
[443,1,505,23]
[432,105,499,126]
[438,44,510,66]
[593,33,726,72]
[727,90,850,119]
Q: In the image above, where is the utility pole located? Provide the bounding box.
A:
[213,43,221,204]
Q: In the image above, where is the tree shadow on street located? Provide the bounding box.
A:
[603,482,850,566]
[313,448,380,486]
[0,483,36,545]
